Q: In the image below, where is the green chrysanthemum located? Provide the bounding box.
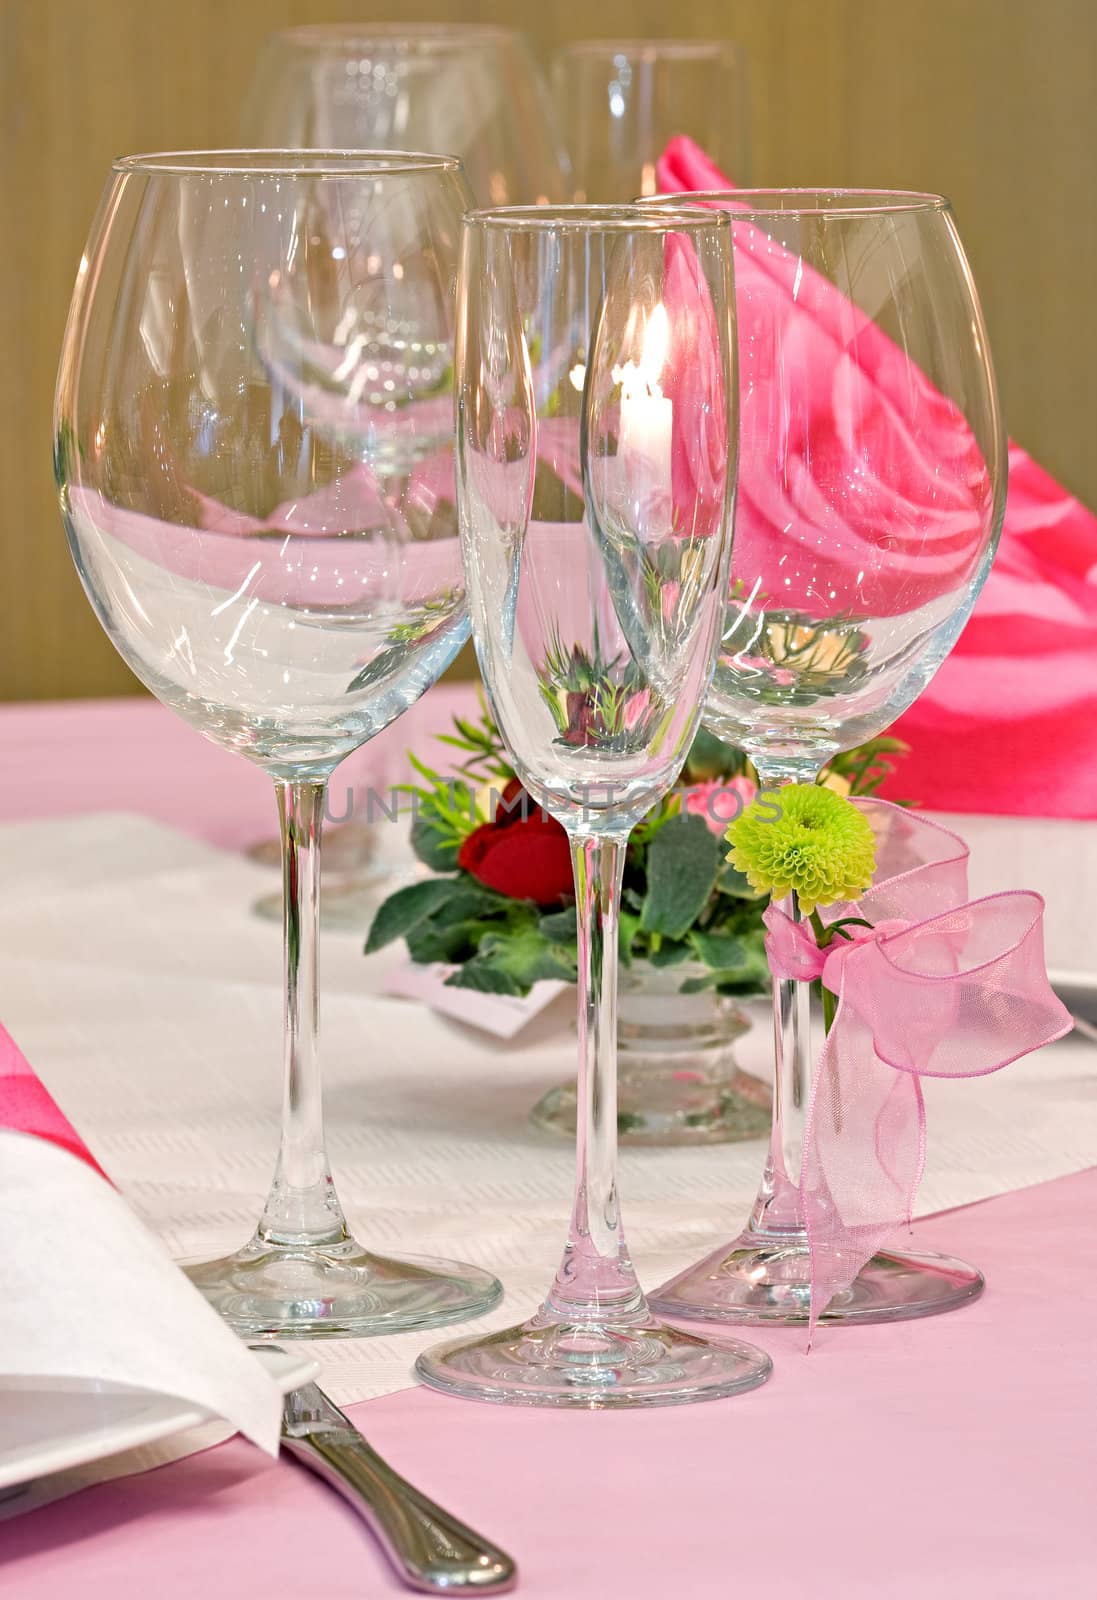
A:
[727,783,876,914]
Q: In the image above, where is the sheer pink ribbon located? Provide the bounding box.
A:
[762,800,1072,1340]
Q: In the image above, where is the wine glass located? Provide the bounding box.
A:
[244,24,570,206]
[553,39,751,201]
[54,151,502,1338]
[415,203,772,1406]
[638,190,1006,1326]
[241,25,571,917]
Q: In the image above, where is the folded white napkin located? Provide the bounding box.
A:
[0,1131,282,1460]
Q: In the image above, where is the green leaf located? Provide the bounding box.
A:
[402,764,483,836]
[364,878,463,954]
[688,931,748,971]
[409,809,462,871]
[445,960,526,996]
[631,792,680,846]
[823,734,910,799]
[400,878,534,963]
[446,928,577,996]
[539,907,578,944]
[649,937,692,968]
[682,928,771,996]
[434,708,513,785]
[618,907,641,966]
[406,918,487,965]
[640,814,725,940]
[428,880,517,927]
[715,861,764,900]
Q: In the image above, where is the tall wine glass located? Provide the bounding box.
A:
[54,151,502,1338]
[244,25,570,206]
[639,190,1006,1326]
[415,204,772,1406]
[553,39,751,201]
[241,25,570,919]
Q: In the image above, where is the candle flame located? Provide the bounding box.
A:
[613,302,669,399]
[639,303,669,385]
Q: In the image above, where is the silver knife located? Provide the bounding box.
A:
[277,1370,517,1593]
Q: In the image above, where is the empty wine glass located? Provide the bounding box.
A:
[244,24,570,206]
[241,25,571,916]
[415,203,772,1406]
[639,190,1006,1326]
[553,39,751,201]
[54,151,502,1337]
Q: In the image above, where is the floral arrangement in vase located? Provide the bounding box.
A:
[365,691,907,1003]
[364,659,907,1144]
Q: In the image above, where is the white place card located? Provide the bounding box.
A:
[384,958,567,1039]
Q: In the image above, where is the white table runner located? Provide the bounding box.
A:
[1,811,1094,1406]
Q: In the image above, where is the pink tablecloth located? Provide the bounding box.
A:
[2,1169,1094,1598]
[0,689,471,850]
[1,695,1095,1596]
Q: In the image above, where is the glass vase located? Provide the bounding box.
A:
[530,960,771,1145]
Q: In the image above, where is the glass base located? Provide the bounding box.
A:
[649,1233,985,1326]
[182,1237,503,1339]
[530,1064,771,1146]
[415,1309,772,1409]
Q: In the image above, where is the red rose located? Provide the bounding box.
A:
[458,780,574,906]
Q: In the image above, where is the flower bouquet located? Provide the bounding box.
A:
[366,687,907,1143]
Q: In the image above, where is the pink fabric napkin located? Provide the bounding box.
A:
[0,1022,107,1179]
[658,136,1097,819]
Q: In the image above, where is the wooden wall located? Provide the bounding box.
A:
[2,0,1093,699]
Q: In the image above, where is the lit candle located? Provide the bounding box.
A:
[616,303,673,496]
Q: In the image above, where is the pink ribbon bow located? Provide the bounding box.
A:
[762,800,1071,1339]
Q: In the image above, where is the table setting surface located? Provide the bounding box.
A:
[6,29,1097,1598]
[1,692,1095,1595]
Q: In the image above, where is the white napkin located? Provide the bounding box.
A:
[0,1131,282,1458]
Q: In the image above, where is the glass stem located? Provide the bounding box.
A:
[546,831,644,1323]
[747,894,814,1233]
[747,757,823,1238]
[256,777,348,1249]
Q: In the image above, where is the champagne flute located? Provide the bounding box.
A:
[553,39,751,201]
[639,190,1006,1325]
[415,204,772,1405]
[54,151,502,1338]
